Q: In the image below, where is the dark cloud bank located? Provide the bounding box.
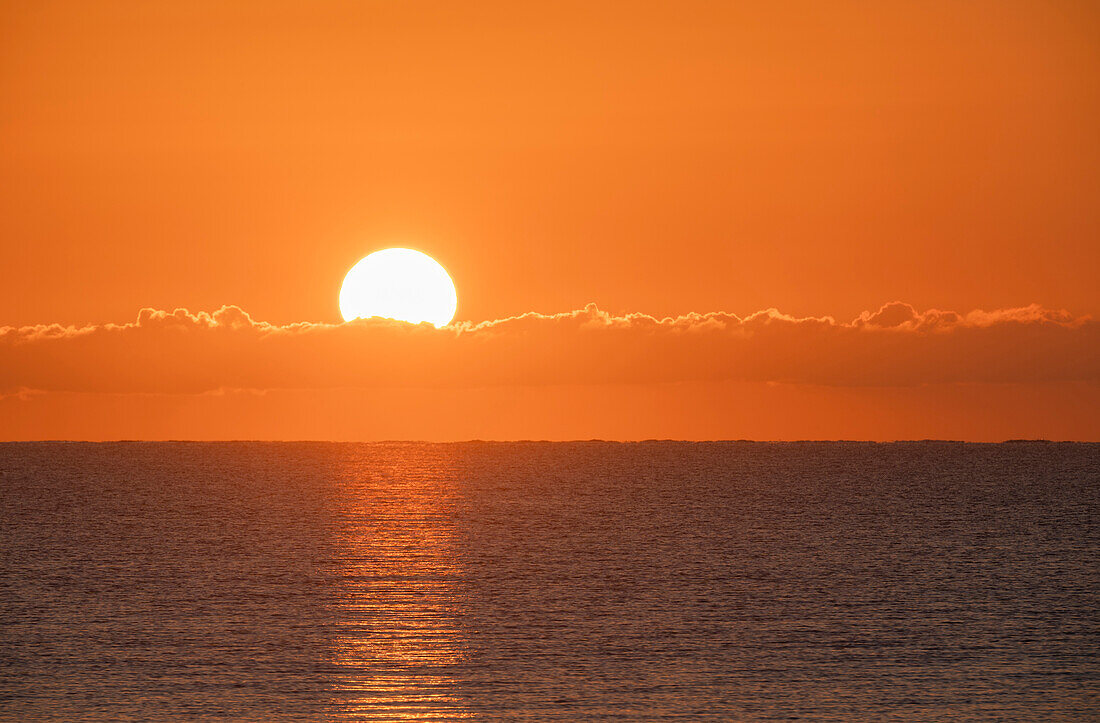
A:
[1,302,1096,394]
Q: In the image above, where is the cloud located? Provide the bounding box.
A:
[1,302,1096,394]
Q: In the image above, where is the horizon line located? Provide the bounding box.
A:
[1,438,1094,445]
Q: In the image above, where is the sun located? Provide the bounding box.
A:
[339,248,457,327]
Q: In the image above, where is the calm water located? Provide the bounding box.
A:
[1,442,1097,721]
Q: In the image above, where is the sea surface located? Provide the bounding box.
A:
[1,441,1097,721]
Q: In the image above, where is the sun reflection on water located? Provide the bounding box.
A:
[330,449,472,720]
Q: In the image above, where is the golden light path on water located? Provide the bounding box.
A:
[329,446,473,720]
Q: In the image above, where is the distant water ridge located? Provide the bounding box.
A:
[1,441,1097,721]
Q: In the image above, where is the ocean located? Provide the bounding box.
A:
[1,441,1097,721]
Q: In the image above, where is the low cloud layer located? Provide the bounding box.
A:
[1,302,1096,394]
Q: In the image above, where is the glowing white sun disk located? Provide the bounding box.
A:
[339,248,457,327]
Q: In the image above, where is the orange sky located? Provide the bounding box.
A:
[2,0,1098,440]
